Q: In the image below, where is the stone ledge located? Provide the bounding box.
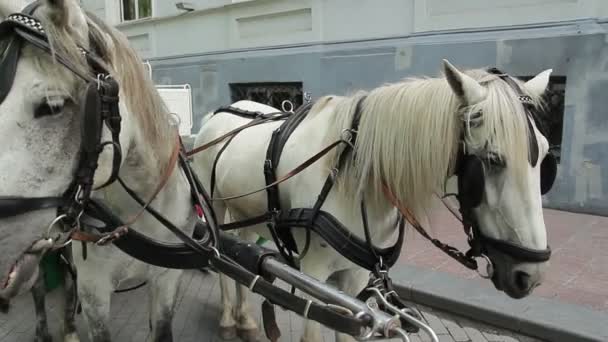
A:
[391,265,607,342]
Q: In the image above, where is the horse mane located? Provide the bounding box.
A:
[324,69,538,218]
[34,7,175,171]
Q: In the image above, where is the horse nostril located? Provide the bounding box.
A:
[0,298,9,313]
[514,271,532,292]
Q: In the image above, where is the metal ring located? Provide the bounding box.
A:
[281,100,294,113]
[46,214,68,238]
[476,254,494,279]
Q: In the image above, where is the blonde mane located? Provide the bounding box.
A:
[322,69,537,218]
[34,8,175,170]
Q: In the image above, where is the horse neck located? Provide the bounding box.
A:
[306,97,398,221]
[100,110,194,230]
[338,81,461,221]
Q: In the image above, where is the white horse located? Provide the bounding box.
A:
[0,1,198,341]
[192,61,555,341]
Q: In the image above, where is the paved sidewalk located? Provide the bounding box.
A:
[398,198,608,313]
[0,270,542,342]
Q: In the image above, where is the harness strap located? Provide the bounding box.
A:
[210,133,237,197]
[213,139,345,201]
[69,135,182,246]
[274,208,404,270]
[186,112,289,157]
[263,102,313,259]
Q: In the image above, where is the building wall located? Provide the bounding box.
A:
[83,1,608,216]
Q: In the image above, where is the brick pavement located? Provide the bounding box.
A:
[398,198,608,313]
[0,270,542,342]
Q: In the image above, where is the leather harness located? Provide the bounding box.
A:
[0,3,373,336]
[205,100,406,273]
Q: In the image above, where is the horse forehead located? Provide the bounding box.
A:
[0,0,25,16]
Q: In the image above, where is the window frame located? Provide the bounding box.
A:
[120,0,153,22]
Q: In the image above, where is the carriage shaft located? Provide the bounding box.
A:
[261,257,401,336]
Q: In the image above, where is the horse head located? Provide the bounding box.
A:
[0,0,170,310]
[442,60,555,299]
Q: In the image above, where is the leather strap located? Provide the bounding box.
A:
[382,182,479,270]
[276,208,405,270]
[186,112,289,157]
[212,139,346,201]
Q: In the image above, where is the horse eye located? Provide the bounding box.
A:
[34,100,65,118]
[485,153,505,169]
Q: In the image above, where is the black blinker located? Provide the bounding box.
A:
[540,153,557,195]
[457,155,485,208]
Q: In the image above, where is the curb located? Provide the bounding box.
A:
[390,265,607,342]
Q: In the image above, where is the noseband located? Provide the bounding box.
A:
[453,68,555,265]
[0,2,122,233]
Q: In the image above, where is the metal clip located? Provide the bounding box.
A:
[97,74,103,90]
[74,185,85,205]
[304,92,312,103]
[367,287,439,342]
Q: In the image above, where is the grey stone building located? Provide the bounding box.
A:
[82,0,608,216]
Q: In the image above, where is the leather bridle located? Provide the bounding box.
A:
[384,69,555,275]
[456,68,554,266]
[0,1,166,247]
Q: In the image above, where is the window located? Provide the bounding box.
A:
[520,75,566,163]
[121,0,152,22]
[229,82,304,110]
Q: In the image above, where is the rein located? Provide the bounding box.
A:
[381,183,479,270]
[212,139,347,201]
[66,135,182,246]
[186,111,289,157]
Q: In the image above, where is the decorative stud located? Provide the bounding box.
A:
[519,95,533,103]
[8,14,46,34]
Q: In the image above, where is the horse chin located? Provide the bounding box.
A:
[486,250,541,300]
[1,253,41,297]
[0,240,51,312]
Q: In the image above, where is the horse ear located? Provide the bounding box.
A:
[523,69,553,98]
[442,59,487,105]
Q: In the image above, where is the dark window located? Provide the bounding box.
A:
[519,75,566,163]
[121,0,152,22]
[229,82,303,111]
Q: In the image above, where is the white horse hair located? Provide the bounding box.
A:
[0,1,197,341]
[192,61,554,341]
